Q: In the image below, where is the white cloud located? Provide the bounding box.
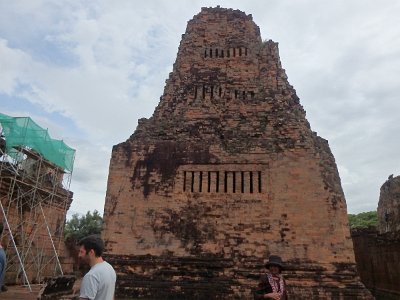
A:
[0,39,32,94]
[1,0,400,216]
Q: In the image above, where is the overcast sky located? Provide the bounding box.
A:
[1,0,399,218]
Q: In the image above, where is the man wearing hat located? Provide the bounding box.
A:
[254,255,287,299]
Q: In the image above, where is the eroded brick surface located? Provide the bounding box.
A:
[0,162,74,285]
[102,6,372,299]
[377,175,400,233]
[351,175,400,300]
[352,228,400,300]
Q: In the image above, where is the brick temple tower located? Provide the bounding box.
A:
[102,7,372,299]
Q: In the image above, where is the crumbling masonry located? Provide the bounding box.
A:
[102,7,373,299]
[0,114,75,288]
[351,175,400,299]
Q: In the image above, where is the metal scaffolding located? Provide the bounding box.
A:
[0,114,75,289]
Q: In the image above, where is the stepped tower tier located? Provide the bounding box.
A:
[102,7,372,299]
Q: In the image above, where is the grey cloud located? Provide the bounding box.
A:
[1,0,400,215]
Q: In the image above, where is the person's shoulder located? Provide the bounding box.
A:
[106,261,117,276]
[259,273,268,281]
[95,261,115,273]
[83,267,97,278]
[103,260,115,269]
[1,249,6,263]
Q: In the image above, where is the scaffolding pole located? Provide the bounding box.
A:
[1,114,75,288]
[0,147,73,286]
[39,202,64,275]
[0,199,32,291]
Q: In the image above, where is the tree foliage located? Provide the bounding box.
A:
[348,211,378,229]
[64,210,103,242]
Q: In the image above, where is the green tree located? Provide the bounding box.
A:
[348,211,378,229]
[64,210,103,243]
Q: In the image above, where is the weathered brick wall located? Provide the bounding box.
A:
[0,163,74,284]
[377,175,400,233]
[102,7,372,299]
[350,175,400,299]
[352,228,400,300]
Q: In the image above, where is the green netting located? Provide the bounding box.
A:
[0,112,75,172]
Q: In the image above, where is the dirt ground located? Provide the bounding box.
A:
[0,284,43,300]
[0,284,134,299]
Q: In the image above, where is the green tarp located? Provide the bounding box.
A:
[0,112,75,171]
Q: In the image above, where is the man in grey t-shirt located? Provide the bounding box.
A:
[78,235,116,300]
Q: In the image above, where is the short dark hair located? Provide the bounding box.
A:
[78,234,104,257]
[0,222,3,235]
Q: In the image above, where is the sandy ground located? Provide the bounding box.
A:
[0,284,135,299]
[0,284,43,300]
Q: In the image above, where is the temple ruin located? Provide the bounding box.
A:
[352,175,400,299]
[377,174,400,233]
[0,113,75,290]
[102,7,372,299]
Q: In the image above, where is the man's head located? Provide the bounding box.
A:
[78,235,104,266]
